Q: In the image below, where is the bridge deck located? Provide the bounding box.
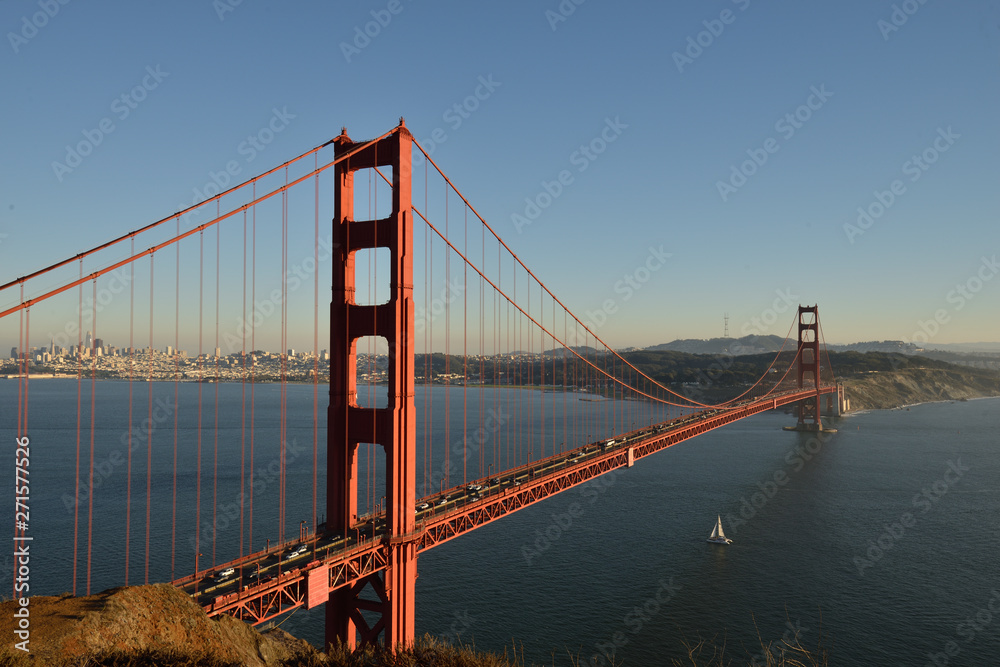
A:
[176,386,837,624]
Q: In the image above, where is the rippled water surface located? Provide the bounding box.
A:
[4,380,998,666]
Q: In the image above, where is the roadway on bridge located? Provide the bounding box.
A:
[177,397,815,610]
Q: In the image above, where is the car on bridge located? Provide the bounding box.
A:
[213,567,236,584]
[283,545,308,561]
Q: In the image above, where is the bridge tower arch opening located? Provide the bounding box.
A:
[327,119,416,649]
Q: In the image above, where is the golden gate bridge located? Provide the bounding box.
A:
[1,119,840,649]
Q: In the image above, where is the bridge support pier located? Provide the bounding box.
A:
[327,120,416,650]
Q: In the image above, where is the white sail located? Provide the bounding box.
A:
[707,515,731,544]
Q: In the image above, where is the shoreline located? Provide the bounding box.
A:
[839,392,1000,416]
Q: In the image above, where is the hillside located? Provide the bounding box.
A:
[839,366,1000,410]
[644,334,785,355]
[412,348,1000,411]
[0,584,536,667]
[641,336,924,356]
[0,584,318,666]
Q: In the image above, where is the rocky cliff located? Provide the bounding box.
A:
[841,366,1000,411]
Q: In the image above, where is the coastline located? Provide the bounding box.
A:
[839,366,1000,412]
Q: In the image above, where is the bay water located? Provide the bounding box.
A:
[2,380,998,665]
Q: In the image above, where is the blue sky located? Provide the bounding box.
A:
[1,0,998,353]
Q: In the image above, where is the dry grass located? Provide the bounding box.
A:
[669,639,828,667]
[670,615,829,667]
[284,634,526,667]
[0,648,243,667]
[0,624,829,667]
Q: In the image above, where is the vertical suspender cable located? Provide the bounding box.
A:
[171,220,180,580]
[146,255,154,583]
[480,212,485,477]
[250,184,256,551]
[370,167,375,519]
[73,265,82,595]
[86,280,97,594]
[16,287,23,438]
[513,266,518,467]
[444,184,449,490]
[280,166,288,545]
[13,299,27,598]
[423,161,429,497]
[313,153,320,535]
[126,240,134,584]
[17,307,29,547]
[466,200,469,484]
[213,212,220,566]
[422,173,429,498]
[240,209,247,558]
[195,230,204,576]
[528,274,532,462]
[538,282,543,460]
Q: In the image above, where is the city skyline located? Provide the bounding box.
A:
[2,2,998,353]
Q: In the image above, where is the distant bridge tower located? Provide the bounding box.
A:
[327,119,416,649]
[795,305,823,431]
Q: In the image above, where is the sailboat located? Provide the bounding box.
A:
[707,515,732,545]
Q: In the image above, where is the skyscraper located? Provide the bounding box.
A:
[86,331,93,350]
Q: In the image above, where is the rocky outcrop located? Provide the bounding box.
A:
[0,584,319,666]
[842,367,1000,410]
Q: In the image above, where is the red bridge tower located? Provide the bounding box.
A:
[327,120,417,648]
[795,305,823,431]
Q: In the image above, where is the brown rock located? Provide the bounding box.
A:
[0,583,319,666]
